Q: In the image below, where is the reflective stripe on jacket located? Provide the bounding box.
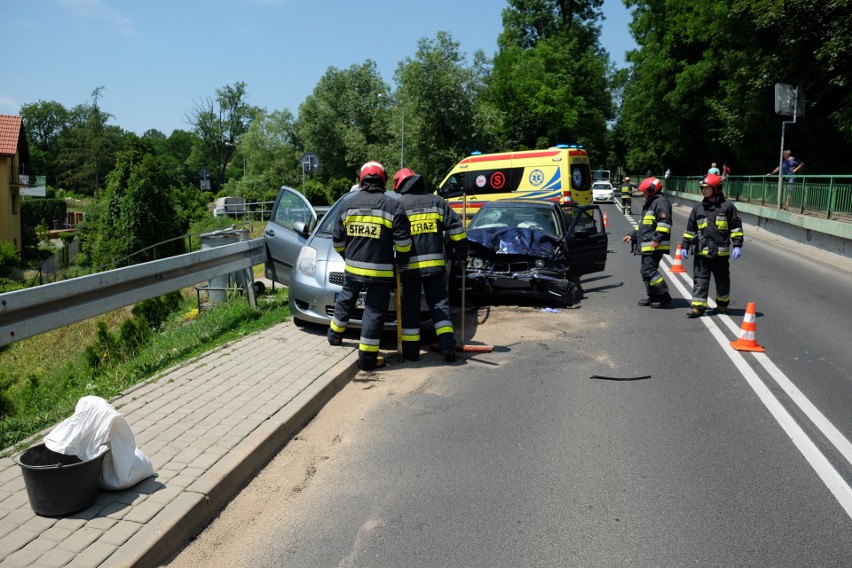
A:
[629,193,672,254]
[399,191,468,275]
[332,184,412,281]
[681,194,743,257]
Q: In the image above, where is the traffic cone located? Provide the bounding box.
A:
[603,211,609,229]
[669,244,686,273]
[730,302,765,352]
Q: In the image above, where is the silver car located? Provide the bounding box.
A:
[264,186,428,329]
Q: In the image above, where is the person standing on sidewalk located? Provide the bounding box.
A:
[621,177,673,308]
[680,173,744,318]
[328,161,412,371]
[393,168,468,362]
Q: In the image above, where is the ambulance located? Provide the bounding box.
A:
[436,145,592,219]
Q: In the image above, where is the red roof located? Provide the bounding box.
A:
[0,114,28,158]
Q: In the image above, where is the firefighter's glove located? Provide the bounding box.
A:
[680,248,688,261]
[732,247,742,261]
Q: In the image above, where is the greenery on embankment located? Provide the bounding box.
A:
[0,288,291,454]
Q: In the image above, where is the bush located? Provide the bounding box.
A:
[0,241,19,277]
[132,291,183,330]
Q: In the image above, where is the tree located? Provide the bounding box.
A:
[295,62,392,184]
[86,136,184,267]
[394,32,491,188]
[19,100,70,185]
[619,0,852,175]
[487,0,611,159]
[53,87,125,195]
[186,82,260,188]
[221,109,301,203]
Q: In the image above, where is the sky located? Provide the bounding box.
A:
[3,0,637,136]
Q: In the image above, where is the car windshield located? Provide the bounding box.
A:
[469,205,560,238]
[592,183,610,190]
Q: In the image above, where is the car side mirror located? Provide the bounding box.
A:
[293,221,309,237]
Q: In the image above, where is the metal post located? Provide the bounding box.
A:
[776,86,799,210]
[400,105,405,169]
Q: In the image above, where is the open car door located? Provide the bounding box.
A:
[264,186,318,286]
[561,204,608,276]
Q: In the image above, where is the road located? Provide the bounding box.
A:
[165,200,852,567]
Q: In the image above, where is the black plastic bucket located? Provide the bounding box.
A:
[14,443,107,517]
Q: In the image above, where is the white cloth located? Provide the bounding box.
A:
[45,396,155,490]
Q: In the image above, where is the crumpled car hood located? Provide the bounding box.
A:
[467,227,564,261]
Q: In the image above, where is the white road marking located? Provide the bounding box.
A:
[660,254,852,519]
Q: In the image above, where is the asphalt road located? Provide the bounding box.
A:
[166,200,852,567]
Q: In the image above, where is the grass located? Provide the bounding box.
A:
[0,286,291,454]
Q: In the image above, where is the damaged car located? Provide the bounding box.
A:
[457,199,607,306]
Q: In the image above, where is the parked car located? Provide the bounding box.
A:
[213,196,246,218]
[456,199,607,306]
[591,181,615,203]
[264,186,429,329]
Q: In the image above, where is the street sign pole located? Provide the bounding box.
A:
[774,84,803,209]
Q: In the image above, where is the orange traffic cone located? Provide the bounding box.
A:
[603,211,609,229]
[669,244,686,273]
[730,302,765,352]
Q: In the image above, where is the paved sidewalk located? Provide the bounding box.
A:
[0,321,359,567]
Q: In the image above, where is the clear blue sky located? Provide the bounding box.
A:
[4,0,636,136]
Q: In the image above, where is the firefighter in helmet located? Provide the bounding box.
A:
[393,167,468,362]
[621,177,673,308]
[681,173,744,318]
[620,176,634,215]
[328,161,412,371]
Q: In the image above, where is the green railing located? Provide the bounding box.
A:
[666,175,852,222]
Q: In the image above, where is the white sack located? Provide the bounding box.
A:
[45,396,155,490]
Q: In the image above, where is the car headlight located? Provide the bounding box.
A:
[296,246,317,278]
[534,259,546,268]
[470,257,485,269]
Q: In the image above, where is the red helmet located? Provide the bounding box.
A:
[700,173,723,192]
[638,177,663,196]
[392,168,417,191]
[359,161,387,185]
[624,177,630,182]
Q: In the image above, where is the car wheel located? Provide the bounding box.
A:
[252,281,266,295]
[292,316,308,327]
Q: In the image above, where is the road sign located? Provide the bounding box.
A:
[774,83,805,117]
[300,152,319,174]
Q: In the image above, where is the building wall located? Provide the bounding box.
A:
[0,156,23,253]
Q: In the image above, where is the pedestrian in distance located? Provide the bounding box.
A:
[328,161,413,371]
[619,176,635,215]
[664,168,671,180]
[393,168,468,362]
[680,173,744,318]
[708,162,720,176]
[722,163,731,180]
[621,177,673,308]
[766,149,804,183]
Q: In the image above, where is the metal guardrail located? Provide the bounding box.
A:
[0,238,267,347]
[666,175,852,221]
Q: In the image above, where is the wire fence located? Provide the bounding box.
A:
[666,175,852,222]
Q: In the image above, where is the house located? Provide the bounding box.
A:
[0,114,32,253]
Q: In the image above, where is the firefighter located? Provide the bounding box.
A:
[620,176,634,215]
[328,161,412,371]
[393,168,468,362]
[621,177,673,308]
[680,173,744,318]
